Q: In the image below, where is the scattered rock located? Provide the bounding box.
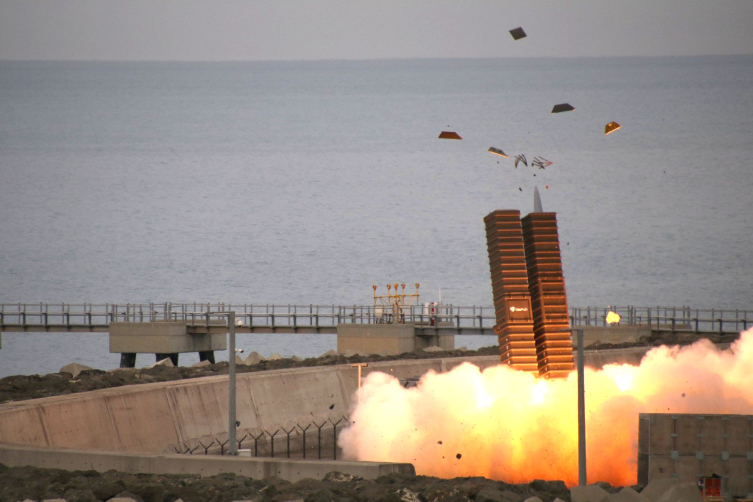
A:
[397,487,421,502]
[322,471,361,483]
[475,486,507,502]
[62,488,98,502]
[109,491,145,502]
[523,497,543,502]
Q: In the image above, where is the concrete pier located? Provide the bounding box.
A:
[336,323,454,356]
[110,321,226,367]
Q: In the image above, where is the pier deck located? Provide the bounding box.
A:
[0,303,749,336]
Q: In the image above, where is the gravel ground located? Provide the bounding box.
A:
[0,463,599,502]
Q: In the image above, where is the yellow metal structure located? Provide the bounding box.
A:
[373,283,420,324]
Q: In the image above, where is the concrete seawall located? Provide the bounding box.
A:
[0,349,654,454]
[0,443,415,481]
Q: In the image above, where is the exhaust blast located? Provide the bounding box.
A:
[338,328,753,486]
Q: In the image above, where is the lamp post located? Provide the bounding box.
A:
[351,362,368,391]
[228,311,237,456]
[575,327,586,486]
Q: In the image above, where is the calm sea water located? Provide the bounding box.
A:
[1,56,752,377]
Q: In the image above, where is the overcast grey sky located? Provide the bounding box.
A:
[1,0,752,61]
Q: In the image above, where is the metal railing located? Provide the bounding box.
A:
[0,302,497,333]
[570,306,750,334]
[0,303,750,335]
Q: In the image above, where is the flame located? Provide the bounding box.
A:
[606,311,621,324]
[339,328,753,486]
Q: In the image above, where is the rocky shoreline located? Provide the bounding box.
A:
[1,329,735,405]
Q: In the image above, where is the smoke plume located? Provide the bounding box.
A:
[339,328,753,486]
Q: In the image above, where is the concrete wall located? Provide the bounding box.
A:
[109,321,226,354]
[638,413,753,498]
[0,443,414,482]
[0,348,664,456]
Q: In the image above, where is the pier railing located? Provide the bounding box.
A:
[0,303,750,335]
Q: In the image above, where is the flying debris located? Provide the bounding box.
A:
[514,154,528,168]
[509,27,527,41]
[438,131,462,140]
[551,103,575,113]
[488,147,509,158]
[531,156,553,169]
[605,121,621,135]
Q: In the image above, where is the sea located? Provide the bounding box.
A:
[1,56,752,378]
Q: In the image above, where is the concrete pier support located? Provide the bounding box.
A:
[337,323,453,356]
[110,322,226,368]
[119,353,136,368]
[155,353,179,366]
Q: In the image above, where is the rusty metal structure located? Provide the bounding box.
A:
[521,213,574,378]
[485,209,574,378]
[372,283,420,324]
[484,210,539,372]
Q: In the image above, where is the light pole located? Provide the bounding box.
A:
[351,362,368,392]
[575,327,586,486]
[228,311,237,456]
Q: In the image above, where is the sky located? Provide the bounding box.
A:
[1,0,752,61]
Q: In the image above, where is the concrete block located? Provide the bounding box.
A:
[191,360,211,368]
[109,322,226,354]
[149,357,174,368]
[337,323,417,356]
[60,363,94,379]
[571,485,611,502]
[320,349,338,357]
[524,498,543,502]
[640,478,679,502]
[268,353,283,360]
[612,487,651,502]
[235,355,246,365]
[290,355,302,362]
[244,351,265,364]
[656,483,703,502]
